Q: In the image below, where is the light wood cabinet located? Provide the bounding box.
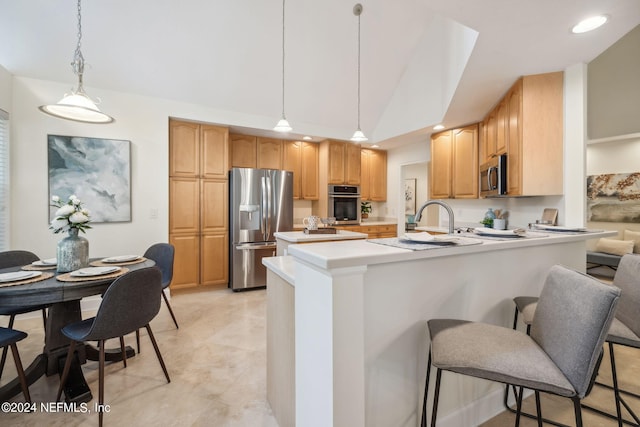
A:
[345,143,361,185]
[323,139,361,185]
[169,119,229,290]
[230,134,257,168]
[485,71,564,196]
[257,137,283,170]
[430,131,453,199]
[430,124,479,199]
[201,233,228,286]
[337,224,396,238]
[231,134,285,170]
[283,140,319,200]
[452,126,479,198]
[361,148,387,201]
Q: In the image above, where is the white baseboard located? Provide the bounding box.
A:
[434,386,533,427]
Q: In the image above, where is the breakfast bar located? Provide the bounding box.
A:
[264,229,616,427]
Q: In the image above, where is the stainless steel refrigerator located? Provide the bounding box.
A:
[229,168,293,291]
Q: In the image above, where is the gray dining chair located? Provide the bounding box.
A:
[0,326,31,402]
[511,254,640,426]
[56,267,171,426]
[0,250,49,382]
[422,265,620,427]
[131,243,177,354]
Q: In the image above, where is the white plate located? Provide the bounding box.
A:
[101,255,140,263]
[0,271,42,283]
[70,266,121,277]
[532,224,586,232]
[473,227,526,237]
[402,233,459,245]
[32,258,57,266]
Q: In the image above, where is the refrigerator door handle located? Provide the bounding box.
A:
[261,176,268,241]
[266,174,273,238]
[235,242,277,250]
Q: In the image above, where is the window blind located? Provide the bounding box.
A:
[0,109,9,250]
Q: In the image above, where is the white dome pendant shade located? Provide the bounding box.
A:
[38,0,114,124]
[40,89,113,124]
[350,4,368,143]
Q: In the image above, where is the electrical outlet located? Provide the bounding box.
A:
[149,208,158,219]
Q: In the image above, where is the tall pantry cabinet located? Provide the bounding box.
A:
[169,119,229,289]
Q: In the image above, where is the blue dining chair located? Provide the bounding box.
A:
[56,267,170,426]
[0,250,49,382]
[0,326,31,402]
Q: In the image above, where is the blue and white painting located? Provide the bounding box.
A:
[48,135,131,223]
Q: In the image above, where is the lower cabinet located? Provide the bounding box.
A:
[170,234,200,289]
[201,233,228,286]
[338,224,397,239]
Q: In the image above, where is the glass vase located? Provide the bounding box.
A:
[57,228,89,273]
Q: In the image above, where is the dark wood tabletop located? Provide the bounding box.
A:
[0,257,156,403]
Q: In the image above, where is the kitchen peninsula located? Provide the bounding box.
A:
[263,229,616,427]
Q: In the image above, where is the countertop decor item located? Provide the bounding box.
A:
[361,201,372,219]
[50,194,91,273]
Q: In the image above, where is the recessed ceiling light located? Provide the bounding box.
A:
[433,124,445,131]
[303,136,312,140]
[571,15,608,34]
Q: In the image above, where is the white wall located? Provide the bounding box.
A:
[7,75,282,258]
[386,64,589,231]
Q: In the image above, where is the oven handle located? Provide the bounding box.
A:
[328,194,361,198]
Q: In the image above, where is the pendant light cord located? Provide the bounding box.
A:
[72,0,85,88]
[357,8,361,131]
[281,0,286,119]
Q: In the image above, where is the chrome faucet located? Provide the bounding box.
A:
[414,200,455,234]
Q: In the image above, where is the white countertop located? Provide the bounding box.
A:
[263,255,296,285]
[275,230,368,243]
[286,229,617,270]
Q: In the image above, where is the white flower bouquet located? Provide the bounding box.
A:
[50,195,92,233]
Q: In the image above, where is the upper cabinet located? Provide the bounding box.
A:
[230,134,257,168]
[361,148,387,201]
[282,140,319,200]
[430,124,479,199]
[485,71,564,197]
[321,139,361,185]
[170,120,228,179]
[257,137,283,170]
[230,134,284,170]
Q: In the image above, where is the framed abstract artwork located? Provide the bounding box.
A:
[404,178,416,215]
[587,172,640,223]
[48,135,131,223]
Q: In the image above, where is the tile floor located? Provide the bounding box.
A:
[2,283,639,426]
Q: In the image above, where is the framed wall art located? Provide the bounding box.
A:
[587,172,640,223]
[48,135,131,223]
[404,178,416,215]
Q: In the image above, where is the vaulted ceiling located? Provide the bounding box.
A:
[1,0,639,148]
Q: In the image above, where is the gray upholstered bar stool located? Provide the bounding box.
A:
[511,254,640,426]
[422,265,621,427]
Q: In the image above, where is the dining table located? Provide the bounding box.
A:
[0,256,156,403]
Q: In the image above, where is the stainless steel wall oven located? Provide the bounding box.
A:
[328,185,360,225]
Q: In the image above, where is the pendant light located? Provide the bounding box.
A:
[350,4,368,143]
[39,0,114,124]
[273,0,292,132]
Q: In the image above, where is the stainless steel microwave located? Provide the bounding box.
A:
[480,154,507,197]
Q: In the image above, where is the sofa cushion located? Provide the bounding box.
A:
[624,229,640,254]
[595,238,634,256]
